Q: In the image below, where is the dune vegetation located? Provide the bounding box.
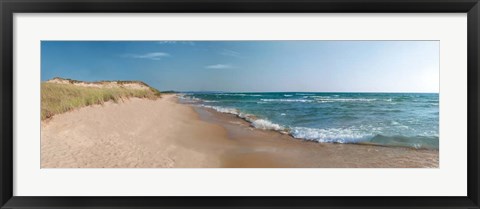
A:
[41,82,161,120]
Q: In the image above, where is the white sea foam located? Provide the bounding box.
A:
[251,119,285,131]
[260,99,313,103]
[284,94,293,97]
[289,96,379,103]
[290,127,372,143]
[199,105,285,132]
[309,96,331,99]
[217,93,247,96]
[238,112,254,121]
[200,105,254,121]
[217,93,262,97]
[201,105,239,115]
[314,98,377,102]
[178,95,203,104]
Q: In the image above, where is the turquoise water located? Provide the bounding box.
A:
[180,92,439,149]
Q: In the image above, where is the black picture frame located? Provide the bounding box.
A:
[1,0,479,208]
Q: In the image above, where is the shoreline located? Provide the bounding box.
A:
[195,103,436,151]
[191,100,439,168]
[41,94,439,168]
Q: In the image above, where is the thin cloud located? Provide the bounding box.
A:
[157,41,195,46]
[220,49,241,58]
[125,52,170,60]
[157,41,177,44]
[205,64,233,69]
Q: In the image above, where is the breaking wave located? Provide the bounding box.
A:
[260,99,313,103]
[200,105,285,132]
[290,127,373,143]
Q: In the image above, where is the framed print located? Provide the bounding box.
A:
[1,0,479,208]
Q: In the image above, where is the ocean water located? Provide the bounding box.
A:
[179,92,439,149]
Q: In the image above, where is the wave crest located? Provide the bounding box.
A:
[260,99,312,103]
[201,105,239,115]
[251,119,284,131]
[290,127,372,143]
[200,105,286,132]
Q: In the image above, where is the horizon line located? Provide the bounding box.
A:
[173,90,439,94]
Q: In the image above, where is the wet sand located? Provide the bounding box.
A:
[41,94,439,168]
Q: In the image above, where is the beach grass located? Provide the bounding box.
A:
[41,83,161,120]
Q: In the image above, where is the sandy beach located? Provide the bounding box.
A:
[41,94,439,168]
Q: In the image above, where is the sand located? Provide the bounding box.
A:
[41,94,439,168]
[41,94,230,168]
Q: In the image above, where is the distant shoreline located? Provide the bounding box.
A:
[41,94,439,168]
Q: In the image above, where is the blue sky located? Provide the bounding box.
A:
[41,41,439,93]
